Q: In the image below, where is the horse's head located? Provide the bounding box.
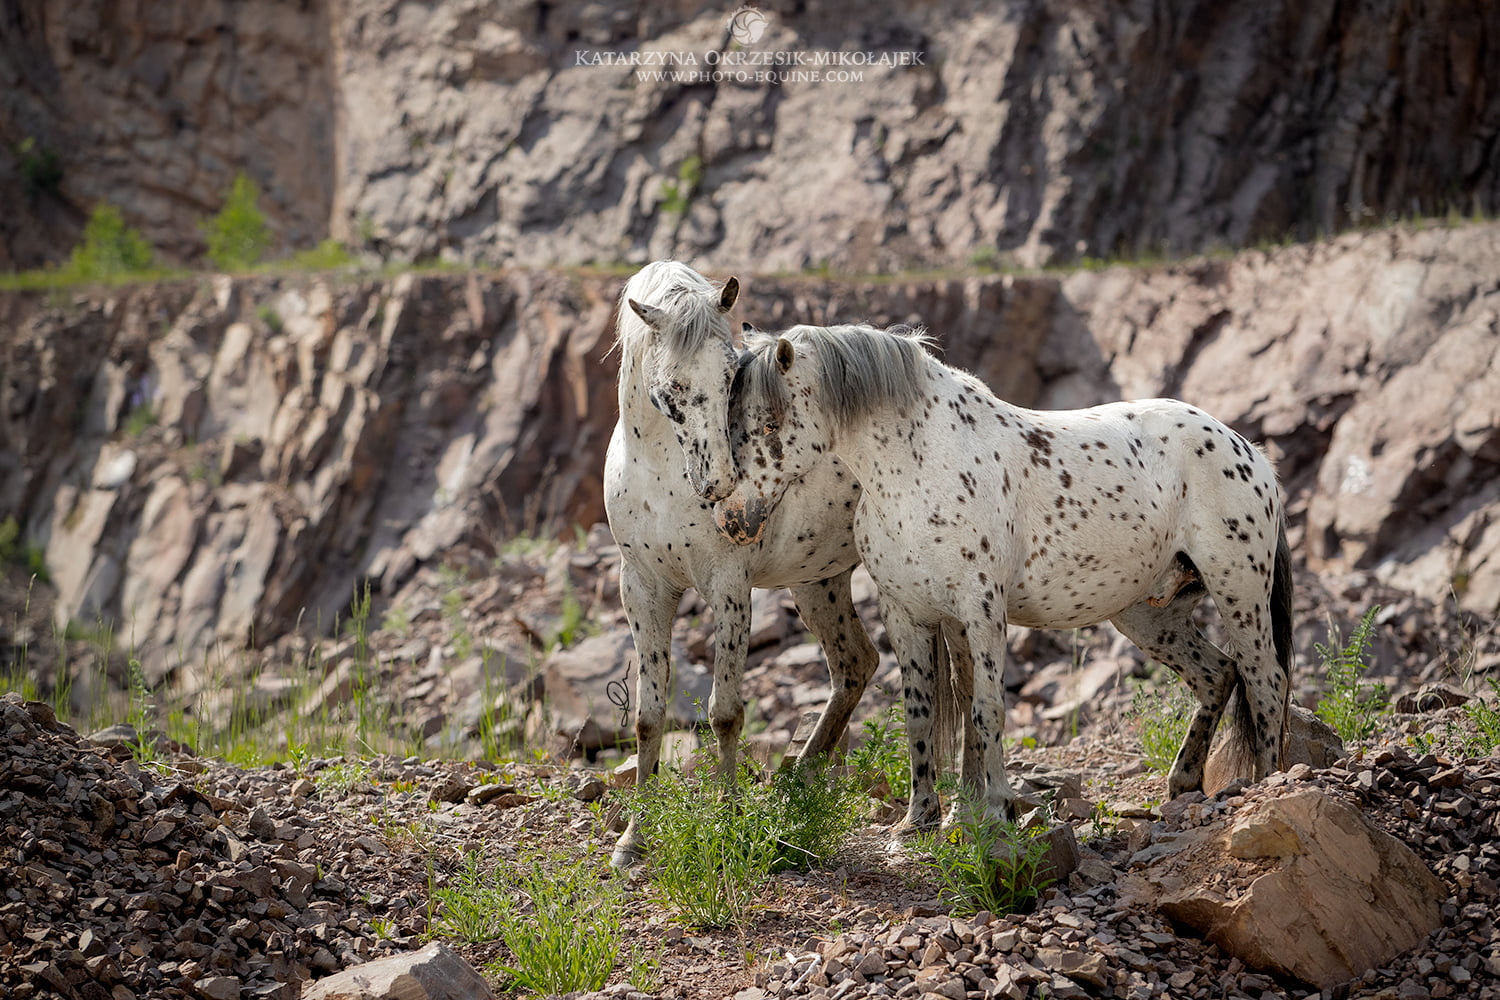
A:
[714,332,828,545]
[620,266,742,502]
[715,322,934,545]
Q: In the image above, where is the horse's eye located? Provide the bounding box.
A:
[762,423,778,435]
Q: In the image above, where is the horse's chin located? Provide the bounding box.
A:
[713,494,770,546]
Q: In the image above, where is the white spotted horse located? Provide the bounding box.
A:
[603,262,881,866]
[714,322,1293,831]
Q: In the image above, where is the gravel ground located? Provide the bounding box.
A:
[4,690,1499,1000]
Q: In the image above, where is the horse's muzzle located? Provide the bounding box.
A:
[713,494,769,546]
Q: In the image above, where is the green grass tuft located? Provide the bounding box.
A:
[917,797,1052,917]
[1127,674,1196,775]
[637,752,863,929]
[1314,606,1388,743]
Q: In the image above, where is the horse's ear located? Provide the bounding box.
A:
[719,277,740,313]
[628,298,666,331]
[775,337,795,374]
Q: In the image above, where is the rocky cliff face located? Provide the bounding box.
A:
[0,0,336,269]
[1,269,620,680]
[4,1,1498,271]
[3,222,1498,683]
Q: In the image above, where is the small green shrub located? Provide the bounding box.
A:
[1315,606,1388,742]
[65,204,154,280]
[848,703,910,799]
[638,754,862,928]
[1128,677,1196,775]
[760,761,865,870]
[204,172,272,271]
[918,798,1052,916]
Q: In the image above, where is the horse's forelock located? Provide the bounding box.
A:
[617,261,729,363]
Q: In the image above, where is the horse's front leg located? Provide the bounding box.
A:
[880,597,943,834]
[788,570,880,764]
[966,616,1020,826]
[706,569,753,793]
[612,562,684,868]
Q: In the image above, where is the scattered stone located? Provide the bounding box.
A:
[301,943,494,1000]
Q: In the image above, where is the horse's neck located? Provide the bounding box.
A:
[825,364,945,487]
[618,350,669,450]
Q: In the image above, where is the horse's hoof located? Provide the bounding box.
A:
[610,842,645,869]
[891,817,940,841]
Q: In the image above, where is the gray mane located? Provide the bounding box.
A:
[616,260,730,364]
[739,323,935,431]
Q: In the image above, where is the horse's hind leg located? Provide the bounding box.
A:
[612,562,684,868]
[1112,596,1236,798]
[788,570,879,764]
[1196,558,1286,784]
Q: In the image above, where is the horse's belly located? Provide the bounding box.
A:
[1008,551,1171,629]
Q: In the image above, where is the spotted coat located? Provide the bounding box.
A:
[602,265,881,866]
[718,324,1293,830]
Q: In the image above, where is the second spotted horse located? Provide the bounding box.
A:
[714,322,1294,831]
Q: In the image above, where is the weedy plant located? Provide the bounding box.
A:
[433,846,624,995]
[1467,679,1500,755]
[637,751,863,929]
[1314,606,1389,743]
[847,702,910,799]
[1127,673,1196,775]
[917,796,1052,917]
[314,760,372,800]
[429,851,509,943]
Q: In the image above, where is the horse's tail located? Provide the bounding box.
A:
[1270,511,1295,766]
[1213,511,1295,784]
[930,628,964,774]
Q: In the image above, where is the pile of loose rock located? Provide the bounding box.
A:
[0,693,407,1000]
[6,684,1500,1000]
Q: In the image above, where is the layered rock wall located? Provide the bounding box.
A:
[1,270,619,680]
[2,223,1498,680]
